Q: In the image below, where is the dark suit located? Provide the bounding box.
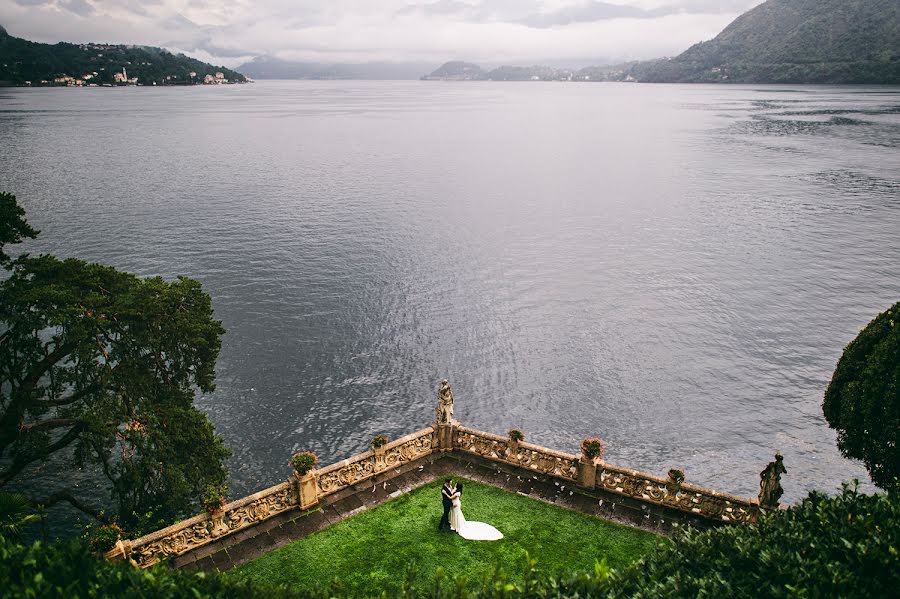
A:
[439,483,453,530]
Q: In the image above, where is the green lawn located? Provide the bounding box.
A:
[227,479,664,595]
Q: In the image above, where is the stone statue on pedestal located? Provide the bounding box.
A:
[435,379,455,424]
[759,453,786,509]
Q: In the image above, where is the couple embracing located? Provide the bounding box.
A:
[438,478,503,541]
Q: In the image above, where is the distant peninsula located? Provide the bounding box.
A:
[425,0,900,85]
[0,25,247,87]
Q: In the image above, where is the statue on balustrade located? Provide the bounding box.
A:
[759,453,786,509]
[435,379,455,424]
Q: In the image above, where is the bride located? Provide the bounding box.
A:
[450,482,503,541]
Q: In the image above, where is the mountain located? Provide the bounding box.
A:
[423,61,485,80]
[424,62,580,81]
[0,27,246,86]
[237,56,437,80]
[632,0,900,83]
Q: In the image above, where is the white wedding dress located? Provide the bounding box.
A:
[450,494,503,541]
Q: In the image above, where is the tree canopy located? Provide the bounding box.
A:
[0,191,38,266]
[823,302,900,490]
[0,192,229,532]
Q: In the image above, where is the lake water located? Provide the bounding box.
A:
[2,81,898,509]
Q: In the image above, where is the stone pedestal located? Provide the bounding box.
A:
[209,511,229,537]
[507,440,520,458]
[435,422,455,452]
[294,470,319,510]
[577,456,597,489]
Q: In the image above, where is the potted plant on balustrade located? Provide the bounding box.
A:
[289,450,319,479]
[88,522,123,557]
[202,483,228,516]
[667,468,685,493]
[581,437,605,463]
[372,434,389,456]
[507,428,525,454]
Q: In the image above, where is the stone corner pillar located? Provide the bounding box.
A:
[103,539,128,563]
[294,470,319,510]
[435,421,456,452]
[576,456,597,490]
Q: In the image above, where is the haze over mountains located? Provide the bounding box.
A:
[235,56,435,81]
[237,0,898,84]
[425,0,900,84]
[2,0,898,85]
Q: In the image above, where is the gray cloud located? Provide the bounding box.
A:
[59,0,94,17]
[521,2,648,28]
[0,0,764,66]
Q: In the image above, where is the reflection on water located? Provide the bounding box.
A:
[1,82,897,516]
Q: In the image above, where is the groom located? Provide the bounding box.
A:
[438,478,454,531]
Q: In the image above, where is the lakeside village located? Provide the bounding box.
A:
[33,67,240,87]
[9,41,250,87]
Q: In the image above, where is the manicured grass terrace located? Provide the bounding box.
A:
[227,479,664,595]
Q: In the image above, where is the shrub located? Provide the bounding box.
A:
[0,535,308,598]
[581,437,605,460]
[288,451,318,476]
[507,429,525,442]
[823,301,900,489]
[371,434,389,448]
[88,523,123,553]
[667,468,685,482]
[605,483,899,598]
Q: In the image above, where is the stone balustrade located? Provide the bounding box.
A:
[455,425,580,482]
[110,394,759,569]
[112,426,437,568]
[453,425,758,524]
[593,460,758,524]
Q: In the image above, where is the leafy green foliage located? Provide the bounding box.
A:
[0,492,40,539]
[0,535,305,599]
[202,483,227,514]
[606,483,899,598]
[0,193,229,533]
[0,192,38,266]
[0,28,246,86]
[824,302,900,490]
[87,523,123,553]
[228,479,661,596]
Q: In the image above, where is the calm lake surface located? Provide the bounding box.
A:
[2,81,898,507]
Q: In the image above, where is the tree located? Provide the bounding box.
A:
[0,192,38,266]
[0,192,229,532]
[823,302,900,490]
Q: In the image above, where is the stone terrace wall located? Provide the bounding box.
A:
[109,413,759,569]
[453,424,758,525]
[110,426,436,568]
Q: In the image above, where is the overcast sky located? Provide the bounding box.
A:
[0,0,763,67]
